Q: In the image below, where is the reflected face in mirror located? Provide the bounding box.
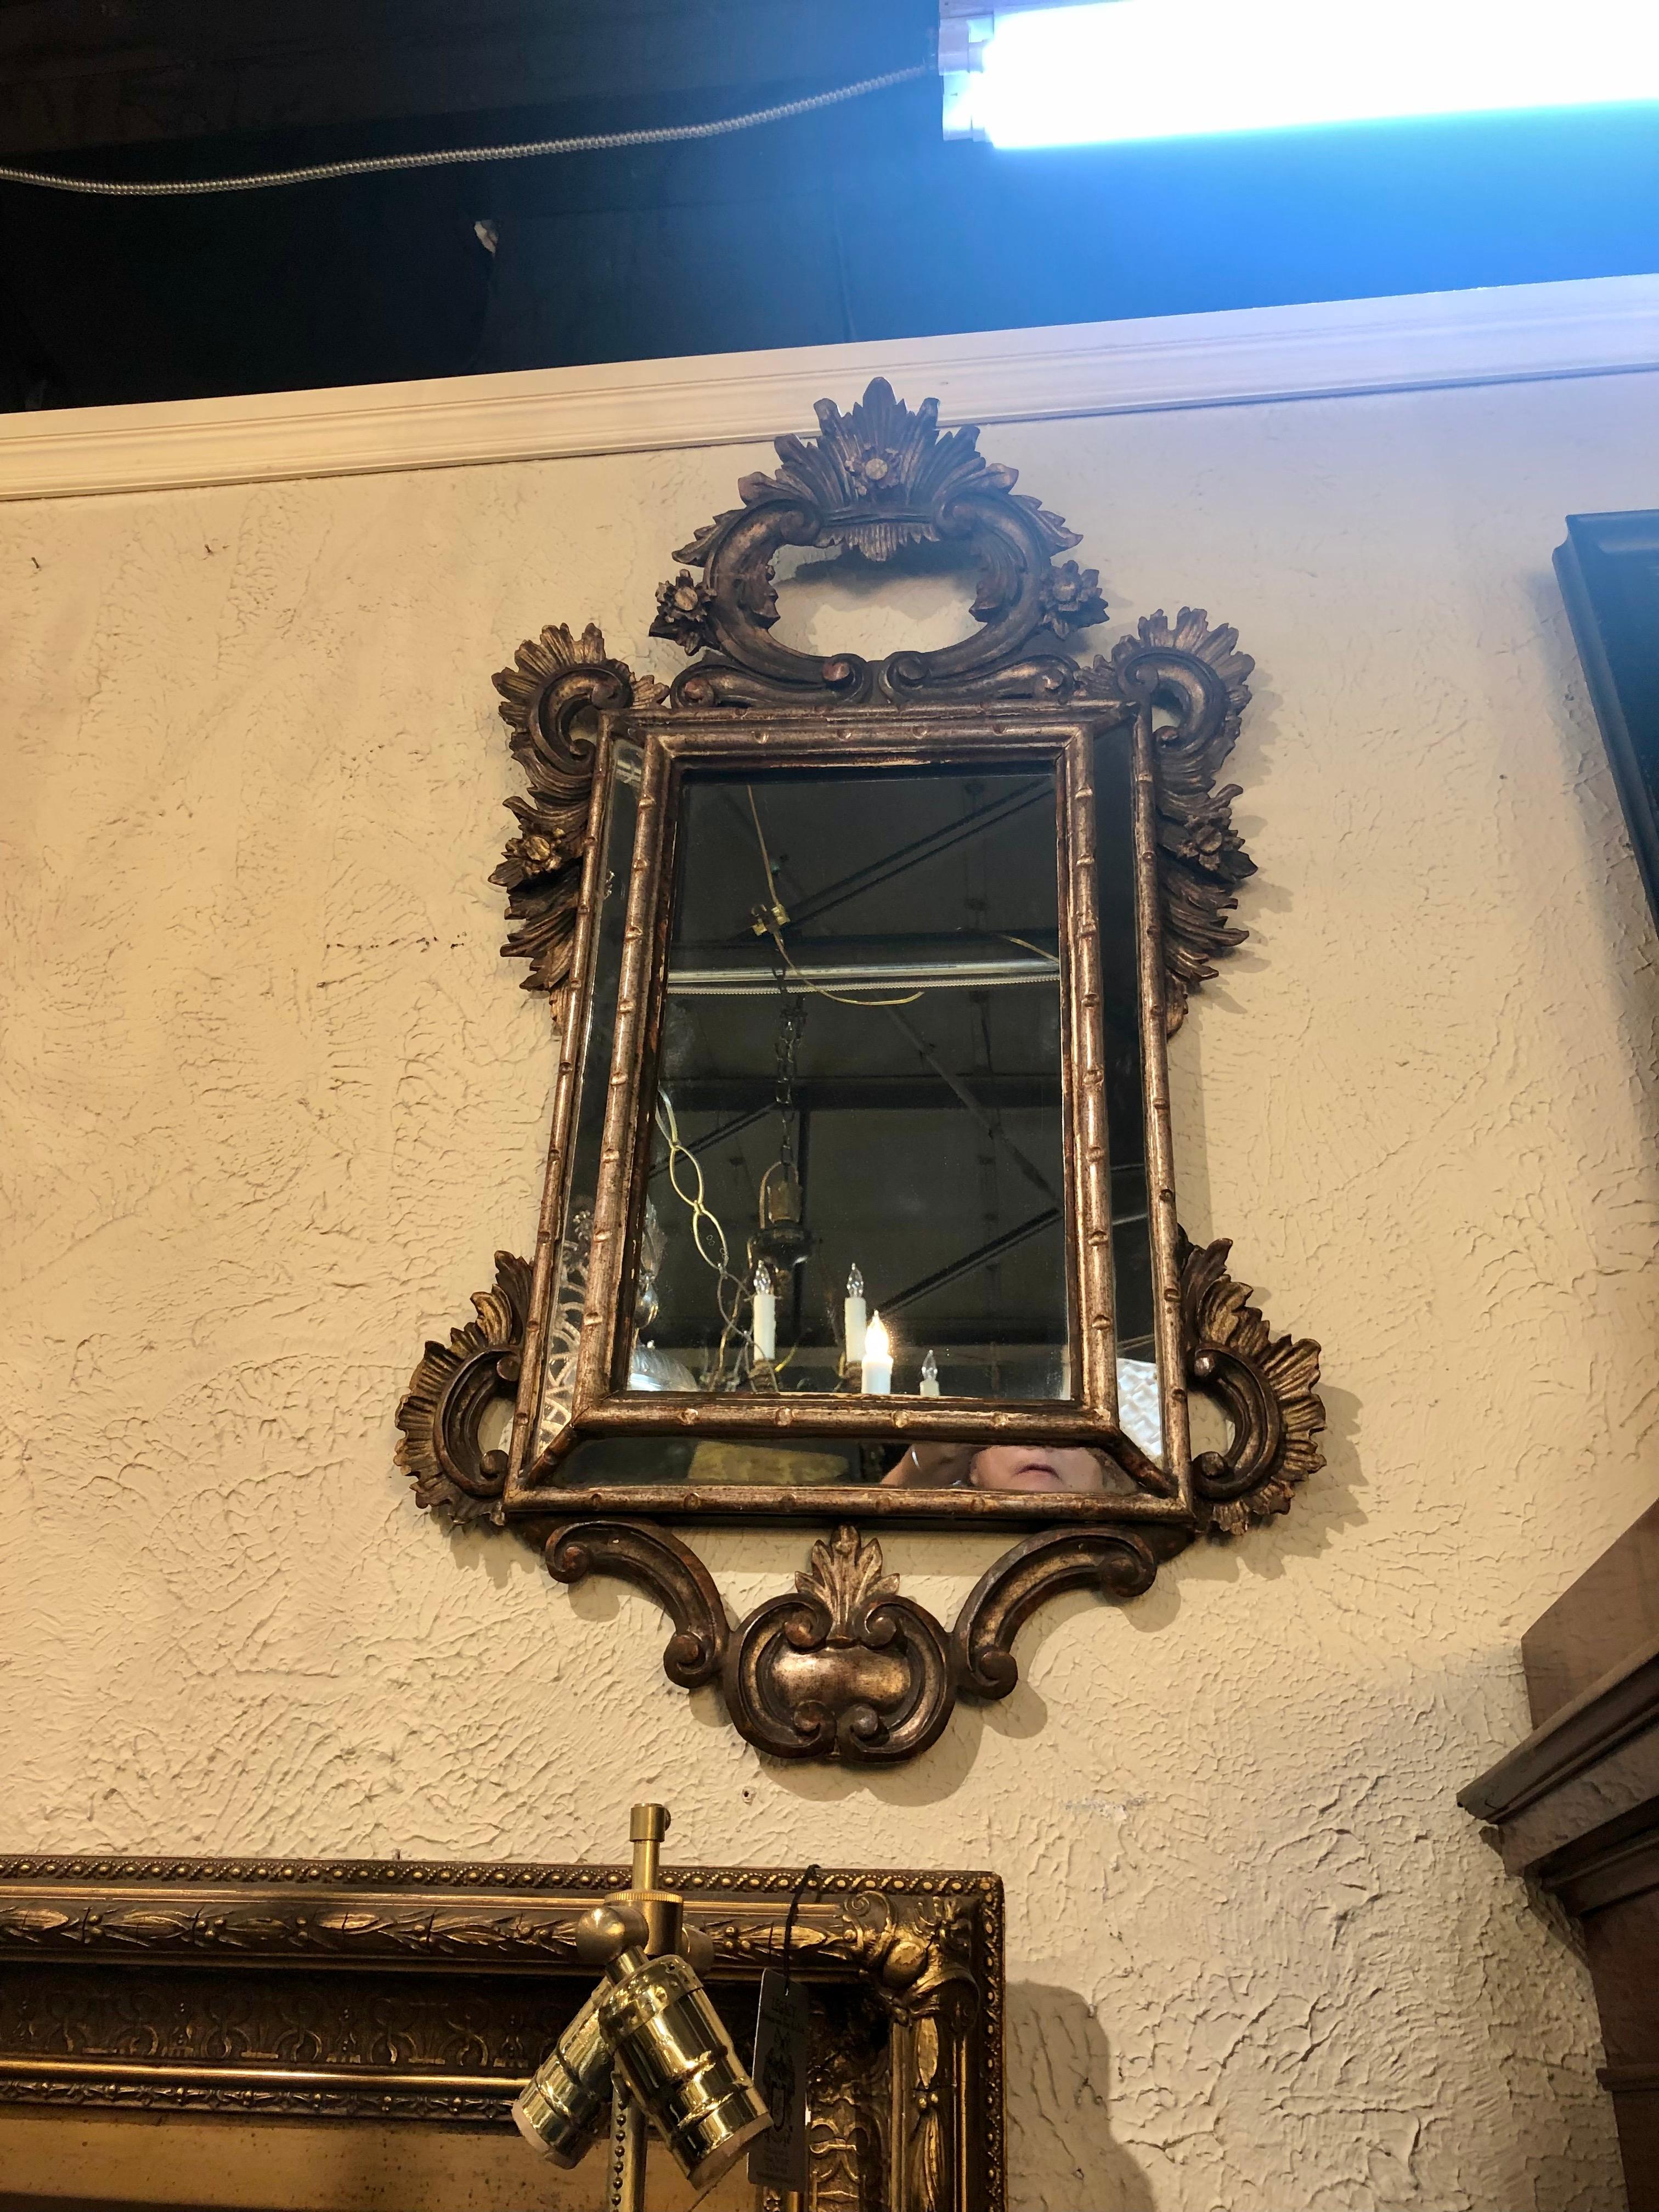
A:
[881,1443,1110,1492]
[969,1445,1107,1493]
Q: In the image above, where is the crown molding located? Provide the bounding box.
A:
[2,273,1656,504]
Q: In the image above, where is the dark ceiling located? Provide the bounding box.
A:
[2,0,1655,413]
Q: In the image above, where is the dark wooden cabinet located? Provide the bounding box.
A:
[1463,1500,1659,2209]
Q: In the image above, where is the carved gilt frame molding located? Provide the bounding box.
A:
[397,379,1326,1765]
[0,1854,1003,2212]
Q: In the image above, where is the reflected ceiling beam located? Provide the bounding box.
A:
[661,1074,1063,1113]
[781,778,1051,932]
[884,1005,1059,1204]
[878,1206,1062,1316]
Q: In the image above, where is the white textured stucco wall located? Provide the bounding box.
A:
[4,358,1659,2211]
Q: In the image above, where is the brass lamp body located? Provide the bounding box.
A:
[511,1803,770,2207]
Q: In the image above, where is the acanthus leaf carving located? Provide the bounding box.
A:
[1085,605,1257,1031]
[724,1527,956,1765]
[489,621,663,1003]
[396,1231,1323,1754]
[714,1889,977,2021]
[401,390,1330,1775]
[658,376,1101,708]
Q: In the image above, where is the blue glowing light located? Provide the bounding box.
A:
[955,0,1659,149]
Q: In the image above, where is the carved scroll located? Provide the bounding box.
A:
[1086,607,1257,1031]
[545,1519,727,1688]
[394,1251,530,1526]
[385,380,1336,1768]
[403,1231,1325,1754]
[1179,1230,1326,1536]
[952,1527,1163,1701]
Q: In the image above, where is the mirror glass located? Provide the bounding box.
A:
[635,762,1068,1401]
[1094,724,1160,1462]
[533,738,643,1461]
[607,741,1164,1485]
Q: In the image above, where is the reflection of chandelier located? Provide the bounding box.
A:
[751,1156,811,1277]
[748,983,813,1283]
[512,1803,770,2204]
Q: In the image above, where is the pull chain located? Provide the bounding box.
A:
[773,990,806,1178]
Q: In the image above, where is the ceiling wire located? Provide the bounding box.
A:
[0,62,930,198]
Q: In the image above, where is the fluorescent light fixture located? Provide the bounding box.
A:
[941,0,1659,148]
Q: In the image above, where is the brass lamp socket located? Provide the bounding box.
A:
[600,1949,771,2190]
[509,1987,613,2168]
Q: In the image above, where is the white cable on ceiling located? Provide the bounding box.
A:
[0,62,930,197]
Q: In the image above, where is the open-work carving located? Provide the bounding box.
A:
[0,1855,1003,2211]
[652,376,1105,710]
[494,391,1257,1026]
[402,1231,1323,1762]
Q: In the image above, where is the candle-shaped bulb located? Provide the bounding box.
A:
[861,1311,893,1395]
[751,1262,776,1364]
[843,1263,867,1367]
[919,1349,940,1397]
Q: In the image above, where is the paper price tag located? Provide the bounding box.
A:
[747,1967,810,2190]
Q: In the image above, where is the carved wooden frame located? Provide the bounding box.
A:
[402,1235,1321,1762]
[396,378,1327,1762]
[504,704,1190,1518]
[0,1853,1003,2212]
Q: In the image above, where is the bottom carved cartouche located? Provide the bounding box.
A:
[400,1235,1324,1766]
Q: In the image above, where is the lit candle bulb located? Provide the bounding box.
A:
[919,1349,940,1397]
[843,1264,867,1367]
[751,1262,776,1364]
[861,1311,893,1395]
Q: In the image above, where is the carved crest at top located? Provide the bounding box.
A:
[697,379,1084,570]
[489,392,1260,1032]
[651,377,1108,708]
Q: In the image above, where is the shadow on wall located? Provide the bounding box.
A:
[1005,1983,1155,2212]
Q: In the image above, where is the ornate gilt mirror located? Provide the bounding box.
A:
[399,381,1325,1762]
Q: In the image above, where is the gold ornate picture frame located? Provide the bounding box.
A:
[0,1853,1003,2212]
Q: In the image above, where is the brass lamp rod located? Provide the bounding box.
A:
[608,1802,670,2212]
[630,1801,667,1894]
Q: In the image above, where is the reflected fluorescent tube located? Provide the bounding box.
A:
[946,0,1659,149]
